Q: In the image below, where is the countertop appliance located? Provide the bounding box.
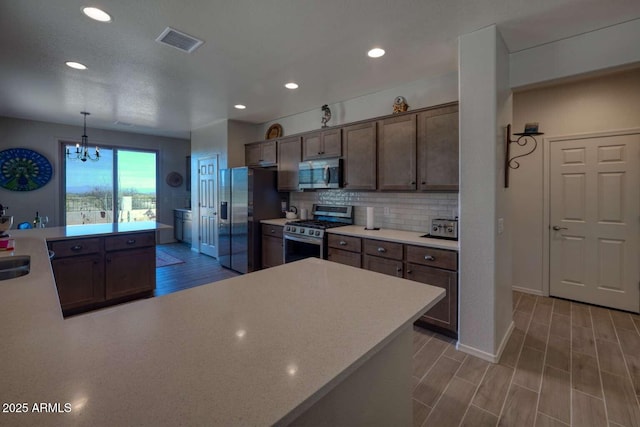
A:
[284,204,353,263]
[219,167,281,273]
[298,158,343,190]
[423,218,458,240]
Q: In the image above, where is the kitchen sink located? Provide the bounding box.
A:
[0,255,30,280]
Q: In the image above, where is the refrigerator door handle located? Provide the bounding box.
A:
[220,201,228,220]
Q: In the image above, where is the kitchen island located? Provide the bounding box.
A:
[4,221,172,315]
[0,232,444,426]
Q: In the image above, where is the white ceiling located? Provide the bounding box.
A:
[1,0,639,139]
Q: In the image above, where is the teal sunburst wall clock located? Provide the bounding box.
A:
[0,148,53,191]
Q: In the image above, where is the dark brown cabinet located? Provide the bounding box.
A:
[48,231,156,316]
[327,234,362,268]
[417,105,459,191]
[246,140,277,167]
[343,122,377,190]
[331,232,459,337]
[302,128,342,160]
[261,224,284,268]
[277,136,302,191]
[105,232,155,299]
[362,238,404,277]
[51,254,104,312]
[404,244,458,336]
[377,114,417,190]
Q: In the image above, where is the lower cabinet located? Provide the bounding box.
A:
[261,224,284,269]
[51,254,104,312]
[405,263,457,334]
[329,234,459,337]
[49,231,156,316]
[327,234,362,268]
[106,246,156,299]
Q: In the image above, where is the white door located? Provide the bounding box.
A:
[549,133,640,312]
[198,157,218,257]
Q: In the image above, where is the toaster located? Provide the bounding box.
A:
[430,218,458,240]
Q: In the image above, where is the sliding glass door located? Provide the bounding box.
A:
[64,145,157,225]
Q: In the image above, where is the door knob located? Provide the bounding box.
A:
[552,226,568,231]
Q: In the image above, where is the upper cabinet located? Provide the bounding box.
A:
[244,101,459,193]
[246,140,277,167]
[302,128,342,160]
[417,105,459,191]
[277,136,302,191]
[377,114,417,191]
[343,122,376,190]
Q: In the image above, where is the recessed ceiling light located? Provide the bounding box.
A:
[234,104,246,110]
[65,61,87,70]
[367,48,385,58]
[284,82,299,90]
[82,6,112,22]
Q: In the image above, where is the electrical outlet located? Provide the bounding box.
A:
[498,218,504,235]
[384,207,390,215]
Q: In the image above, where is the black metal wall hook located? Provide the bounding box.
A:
[504,124,543,188]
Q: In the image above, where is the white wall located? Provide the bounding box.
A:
[0,116,189,242]
[260,73,458,137]
[511,67,640,294]
[458,25,512,361]
[510,19,640,89]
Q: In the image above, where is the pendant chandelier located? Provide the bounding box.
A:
[67,111,99,162]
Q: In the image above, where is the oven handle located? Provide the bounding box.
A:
[284,234,322,245]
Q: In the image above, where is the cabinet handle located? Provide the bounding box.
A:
[270,229,275,233]
[339,241,347,246]
[71,245,83,251]
[377,247,386,253]
[407,269,412,274]
[396,267,402,273]
[421,181,426,185]
[424,255,435,261]
[126,239,136,245]
[410,181,416,185]
[106,257,111,263]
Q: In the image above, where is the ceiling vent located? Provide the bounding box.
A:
[156,27,204,53]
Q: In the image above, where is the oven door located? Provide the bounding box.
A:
[283,234,324,263]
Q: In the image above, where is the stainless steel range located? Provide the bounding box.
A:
[283,204,353,263]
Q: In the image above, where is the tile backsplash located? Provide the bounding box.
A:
[290,190,458,232]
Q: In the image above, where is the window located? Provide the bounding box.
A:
[64,144,157,225]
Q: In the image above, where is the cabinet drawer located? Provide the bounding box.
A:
[328,234,361,253]
[49,238,102,258]
[405,245,457,270]
[363,254,403,277]
[328,248,362,268]
[183,211,192,221]
[262,224,283,239]
[105,232,155,252]
[363,239,403,260]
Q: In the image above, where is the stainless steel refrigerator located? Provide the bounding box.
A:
[218,167,282,273]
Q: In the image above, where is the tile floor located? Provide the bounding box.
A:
[412,291,640,427]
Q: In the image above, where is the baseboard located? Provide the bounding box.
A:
[512,285,544,297]
[456,321,515,364]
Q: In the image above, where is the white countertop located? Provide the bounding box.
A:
[328,225,459,251]
[261,218,289,226]
[0,233,444,425]
[4,221,172,242]
[260,219,459,250]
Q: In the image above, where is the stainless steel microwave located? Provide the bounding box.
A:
[298,158,343,190]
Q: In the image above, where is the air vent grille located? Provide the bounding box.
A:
[156,27,203,53]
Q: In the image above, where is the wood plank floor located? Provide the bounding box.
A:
[152,249,640,426]
[155,243,239,296]
[413,291,640,427]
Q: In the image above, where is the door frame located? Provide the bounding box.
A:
[542,127,640,297]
